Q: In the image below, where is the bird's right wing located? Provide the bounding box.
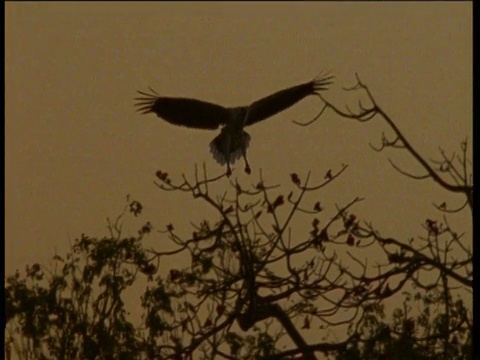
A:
[245,73,334,126]
[135,89,230,130]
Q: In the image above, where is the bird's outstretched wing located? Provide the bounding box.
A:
[245,73,334,126]
[135,89,230,130]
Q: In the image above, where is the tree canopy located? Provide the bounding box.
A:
[5,75,472,360]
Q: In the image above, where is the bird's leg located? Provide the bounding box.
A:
[242,146,251,174]
[224,133,232,177]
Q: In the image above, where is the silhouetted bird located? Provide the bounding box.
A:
[135,73,333,176]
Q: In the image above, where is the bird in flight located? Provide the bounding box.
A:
[135,73,333,177]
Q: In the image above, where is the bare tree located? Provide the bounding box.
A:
[5,76,472,360]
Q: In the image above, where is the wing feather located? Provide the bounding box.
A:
[245,74,334,126]
[134,90,229,130]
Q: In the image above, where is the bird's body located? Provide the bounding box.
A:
[209,106,252,172]
[135,73,333,176]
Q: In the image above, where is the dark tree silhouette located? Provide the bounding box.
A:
[6,75,471,360]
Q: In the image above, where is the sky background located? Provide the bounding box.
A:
[5,1,472,347]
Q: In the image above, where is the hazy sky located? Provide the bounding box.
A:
[6,0,471,295]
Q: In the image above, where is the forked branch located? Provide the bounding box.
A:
[296,73,472,210]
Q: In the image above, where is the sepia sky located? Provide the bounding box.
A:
[5,0,471,321]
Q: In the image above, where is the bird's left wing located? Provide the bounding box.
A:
[245,73,333,126]
[135,89,230,130]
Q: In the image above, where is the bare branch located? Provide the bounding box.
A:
[388,159,431,180]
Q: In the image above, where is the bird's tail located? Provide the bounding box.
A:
[209,131,251,166]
